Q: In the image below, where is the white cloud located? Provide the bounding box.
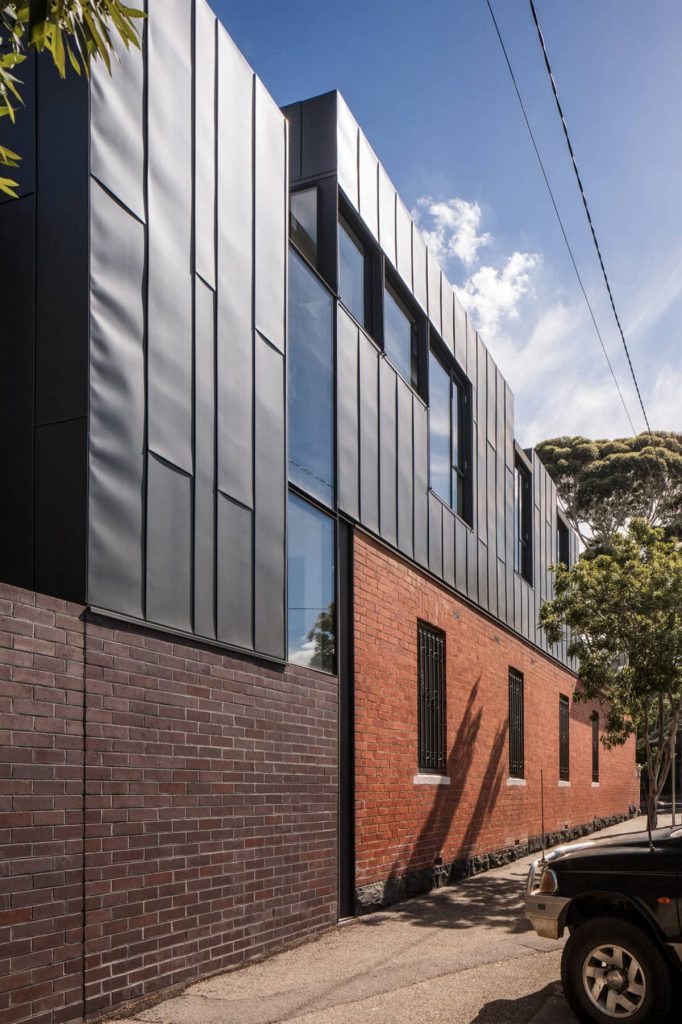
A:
[414,196,492,266]
[456,251,540,339]
[650,364,682,431]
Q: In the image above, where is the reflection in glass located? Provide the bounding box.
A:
[290,188,318,266]
[288,249,334,507]
[287,493,335,673]
[429,351,451,505]
[339,219,366,326]
[384,284,415,386]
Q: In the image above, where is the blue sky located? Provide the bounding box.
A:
[216,0,682,446]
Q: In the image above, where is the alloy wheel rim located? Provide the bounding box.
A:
[582,943,646,1018]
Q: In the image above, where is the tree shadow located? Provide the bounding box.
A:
[470,983,563,1024]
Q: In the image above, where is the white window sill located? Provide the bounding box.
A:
[507,777,527,786]
[591,781,600,788]
[558,780,571,787]
[413,773,450,786]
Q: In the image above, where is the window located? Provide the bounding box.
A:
[287,492,335,674]
[557,516,570,567]
[514,456,532,583]
[288,248,334,507]
[338,217,367,327]
[290,188,318,266]
[417,622,446,774]
[428,347,469,520]
[384,280,418,388]
[508,668,524,779]
[592,713,599,783]
[559,695,570,781]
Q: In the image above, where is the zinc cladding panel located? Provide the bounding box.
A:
[443,506,455,588]
[413,399,429,569]
[395,197,413,290]
[193,277,217,639]
[427,252,441,335]
[300,92,337,180]
[217,494,253,650]
[254,80,287,352]
[337,307,360,521]
[146,0,193,472]
[455,518,467,594]
[359,333,379,534]
[379,359,398,546]
[88,181,145,618]
[194,0,217,288]
[412,226,428,313]
[337,93,359,207]
[441,282,454,356]
[358,133,378,239]
[496,368,506,560]
[397,378,414,559]
[254,335,286,659]
[378,165,396,267]
[428,493,443,579]
[486,443,497,617]
[146,454,192,632]
[91,14,145,222]
[454,295,467,371]
[216,27,254,506]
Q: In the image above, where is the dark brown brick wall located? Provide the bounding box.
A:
[0,584,338,1023]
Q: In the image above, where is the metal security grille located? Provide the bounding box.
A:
[592,713,599,783]
[418,623,446,773]
[559,695,570,781]
[508,668,525,779]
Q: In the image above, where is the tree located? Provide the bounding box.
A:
[540,520,682,829]
[1,0,143,197]
[536,433,682,551]
[306,603,336,674]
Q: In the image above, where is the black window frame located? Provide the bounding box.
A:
[591,712,599,783]
[428,338,472,525]
[383,267,422,392]
[508,667,525,779]
[559,694,570,781]
[514,454,533,584]
[417,621,446,774]
[557,514,570,568]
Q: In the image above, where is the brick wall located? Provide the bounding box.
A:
[0,584,338,1024]
[353,531,639,892]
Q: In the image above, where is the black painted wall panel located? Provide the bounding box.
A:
[217,494,253,649]
[146,454,193,633]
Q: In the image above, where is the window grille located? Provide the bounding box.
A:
[418,622,446,773]
[508,668,525,779]
[592,712,599,783]
[559,694,570,781]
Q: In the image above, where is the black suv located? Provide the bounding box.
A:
[524,825,682,1022]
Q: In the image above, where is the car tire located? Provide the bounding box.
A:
[561,916,672,1023]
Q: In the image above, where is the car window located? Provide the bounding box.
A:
[671,827,682,839]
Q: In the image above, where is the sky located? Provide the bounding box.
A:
[215,0,682,447]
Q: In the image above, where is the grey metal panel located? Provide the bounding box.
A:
[455,519,467,594]
[496,369,506,564]
[146,453,193,633]
[467,320,478,417]
[441,281,455,355]
[412,225,428,312]
[378,165,396,267]
[486,442,497,617]
[0,53,35,202]
[194,0,216,288]
[505,463,515,576]
[396,196,413,290]
[428,494,443,579]
[283,101,302,181]
[337,92,358,208]
[477,540,489,611]
[413,398,429,568]
[497,558,506,623]
[397,378,414,558]
[193,276,216,639]
[443,507,455,588]
[454,295,467,371]
[91,14,145,222]
[359,332,379,534]
[532,491,541,646]
[337,307,359,521]
[505,382,515,469]
[358,133,378,240]
[514,575,522,634]
[506,567,514,631]
[466,523,478,603]
[217,494,253,649]
[427,252,442,335]
[486,351,497,444]
[477,423,487,541]
[87,181,145,617]
[147,0,193,472]
[254,335,286,658]
[255,79,286,352]
[300,92,337,180]
[216,28,253,505]
[379,359,397,546]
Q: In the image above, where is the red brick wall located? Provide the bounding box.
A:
[0,584,338,1024]
[353,532,639,890]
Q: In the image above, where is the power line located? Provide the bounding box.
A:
[483,0,638,436]
[527,0,652,434]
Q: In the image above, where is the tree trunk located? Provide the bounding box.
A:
[647,783,658,830]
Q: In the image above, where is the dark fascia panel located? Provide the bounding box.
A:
[514,441,533,474]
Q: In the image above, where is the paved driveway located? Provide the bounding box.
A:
[114,818,667,1024]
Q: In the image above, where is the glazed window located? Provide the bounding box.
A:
[384,279,418,388]
[287,492,335,674]
[290,188,318,267]
[557,516,570,568]
[338,217,367,327]
[428,346,470,521]
[514,456,533,583]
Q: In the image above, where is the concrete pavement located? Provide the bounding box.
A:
[111,816,671,1024]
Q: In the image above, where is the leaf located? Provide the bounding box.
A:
[0,144,22,167]
[0,175,19,197]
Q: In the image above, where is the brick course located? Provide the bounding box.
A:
[0,585,338,1023]
[353,531,639,892]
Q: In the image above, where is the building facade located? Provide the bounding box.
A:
[0,3,637,1021]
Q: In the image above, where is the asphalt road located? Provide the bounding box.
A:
[112,816,670,1024]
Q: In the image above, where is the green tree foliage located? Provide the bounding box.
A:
[306,603,336,674]
[1,0,143,196]
[540,520,682,828]
[536,432,682,551]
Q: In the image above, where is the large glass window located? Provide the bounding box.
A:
[428,348,468,520]
[288,248,334,507]
[287,492,336,674]
[290,188,318,267]
[339,218,366,326]
[514,456,532,583]
[384,282,417,387]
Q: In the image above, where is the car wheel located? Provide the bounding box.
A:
[561,916,672,1022]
